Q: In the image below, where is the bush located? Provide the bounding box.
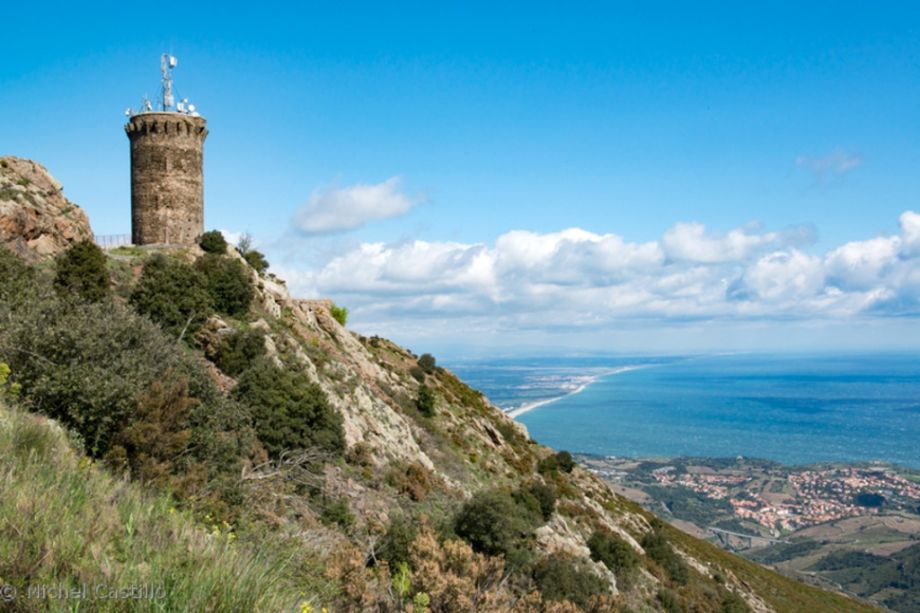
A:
[130,254,213,338]
[0,249,35,308]
[587,529,639,586]
[195,253,254,317]
[658,588,683,613]
[377,515,418,568]
[0,292,254,515]
[409,366,426,383]
[417,353,436,374]
[387,461,433,502]
[233,360,344,458]
[243,250,269,275]
[199,230,229,254]
[538,450,576,475]
[53,239,110,303]
[330,303,347,326]
[320,496,353,528]
[526,482,557,521]
[2,299,201,456]
[453,489,540,566]
[0,402,305,612]
[532,553,609,608]
[215,329,266,376]
[417,384,435,417]
[641,523,689,585]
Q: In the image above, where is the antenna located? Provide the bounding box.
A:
[124,54,199,117]
[160,53,177,111]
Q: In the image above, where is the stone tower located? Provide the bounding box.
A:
[125,55,207,246]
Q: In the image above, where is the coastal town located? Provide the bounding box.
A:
[581,455,920,536]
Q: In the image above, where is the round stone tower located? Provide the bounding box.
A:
[125,112,208,245]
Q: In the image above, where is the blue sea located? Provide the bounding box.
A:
[448,353,920,468]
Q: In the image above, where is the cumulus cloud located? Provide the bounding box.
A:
[280,211,920,333]
[293,177,422,235]
[795,149,863,181]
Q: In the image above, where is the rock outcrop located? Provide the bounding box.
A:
[0,156,93,260]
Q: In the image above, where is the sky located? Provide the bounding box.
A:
[2,2,920,357]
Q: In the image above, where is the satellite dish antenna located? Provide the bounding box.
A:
[124,108,132,117]
[188,104,196,113]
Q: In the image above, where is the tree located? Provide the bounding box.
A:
[416,384,435,417]
[233,360,344,457]
[195,253,254,317]
[199,230,228,254]
[129,254,213,338]
[417,353,436,374]
[236,232,269,274]
[53,240,110,303]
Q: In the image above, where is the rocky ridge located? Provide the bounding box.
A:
[0,156,93,259]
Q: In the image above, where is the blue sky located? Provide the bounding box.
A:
[3,2,920,355]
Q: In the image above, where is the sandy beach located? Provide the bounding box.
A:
[506,365,646,418]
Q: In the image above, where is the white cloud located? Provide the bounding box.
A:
[661,222,781,263]
[900,210,920,257]
[278,211,920,339]
[293,177,422,235]
[796,149,863,181]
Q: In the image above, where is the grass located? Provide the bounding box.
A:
[0,401,313,612]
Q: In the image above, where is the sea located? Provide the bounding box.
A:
[447,353,920,469]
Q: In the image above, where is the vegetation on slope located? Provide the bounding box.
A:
[0,391,306,612]
[0,227,882,612]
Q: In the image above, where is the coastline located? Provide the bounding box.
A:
[506,365,646,419]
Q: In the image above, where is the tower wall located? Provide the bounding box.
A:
[125,112,208,245]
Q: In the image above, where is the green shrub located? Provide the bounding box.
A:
[0,249,35,308]
[199,230,228,254]
[378,515,418,568]
[417,384,435,417]
[330,303,348,326]
[2,299,200,456]
[195,253,254,317]
[233,360,344,458]
[409,365,425,382]
[129,254,213,338]
[532,553,609,608]
[657,588,683,613]
[0,291,254,515]
[526,482,557,521]
[642,523,689,585]
[417,353,436,374]
[453,489,540,567]
[243,250,269,275]
[215,328,266,376]
[538,450,576,475]
[53,239,110,303]
[320,496,353,528]
[587,529,639,586]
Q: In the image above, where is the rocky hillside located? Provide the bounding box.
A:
[0,158,876,612]
[0,156,92,259]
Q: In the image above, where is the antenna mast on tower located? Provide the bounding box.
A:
[161,53,177,111]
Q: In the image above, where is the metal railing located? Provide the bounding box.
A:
[94,234,132,250]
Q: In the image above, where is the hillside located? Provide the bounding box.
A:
[0,156,877,612]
